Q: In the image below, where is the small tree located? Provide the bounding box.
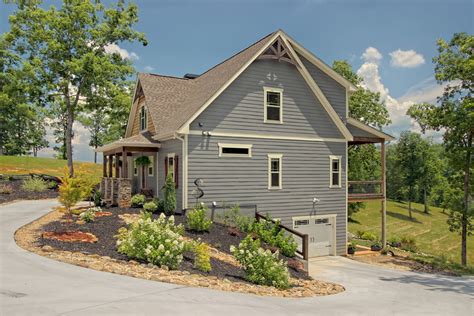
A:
[58,170,82,226]
[135,156,151,189]
[163,173,176,215]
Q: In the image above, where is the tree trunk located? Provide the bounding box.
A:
[65,101,74,177]
[408,186,413,219]
[424,188,429,214]
[141,165,146,189]
[94,146,97,164]
[461,132,472,266]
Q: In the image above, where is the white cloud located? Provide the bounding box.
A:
[356,47,444,141]
[104,43,139,61]
[361,47,382,64]
[144,65,155,72]
[389,49,425,68]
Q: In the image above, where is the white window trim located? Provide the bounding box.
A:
[147,156,154,177]
[263,87,284,124]
[329,155,342,188]
[218,143,253,158]
[268,154,283,190]
[140,105,148,131]
[167,153,175,178]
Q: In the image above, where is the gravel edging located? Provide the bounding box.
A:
[14,207,345,298]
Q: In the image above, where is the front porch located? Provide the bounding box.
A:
[96,133,160,207]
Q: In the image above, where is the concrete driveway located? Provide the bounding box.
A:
[0,200,473,315]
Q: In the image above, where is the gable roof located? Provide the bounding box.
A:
[347,118,394,141]
[126,30,356,140]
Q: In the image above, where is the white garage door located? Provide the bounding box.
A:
[293,215,336,257]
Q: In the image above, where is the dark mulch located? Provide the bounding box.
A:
[0,180,58,204]
[39,207,309,282]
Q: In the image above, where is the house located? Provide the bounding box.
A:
[97,30,393,258]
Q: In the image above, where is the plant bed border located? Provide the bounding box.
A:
[14,206,345,298]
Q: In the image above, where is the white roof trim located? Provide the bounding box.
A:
[282,31,358,92]
[347,117,394,141]
[95,141,160,153]
[279,35,353,141]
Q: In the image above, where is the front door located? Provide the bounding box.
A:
[293,215,335,257]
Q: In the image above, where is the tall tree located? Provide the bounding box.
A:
[418,139,443,214]
[408,32,473,265]
[3,0,146,175]
[333,60,391,218]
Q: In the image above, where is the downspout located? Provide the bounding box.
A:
[174,133,188,211]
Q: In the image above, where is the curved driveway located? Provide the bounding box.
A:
[0,200,473,315]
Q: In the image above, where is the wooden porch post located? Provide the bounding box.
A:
[122,150,128,178]
[381,141,387,248]
[108,155,113,177]
[115,153,120,178]
[102,154,107,177]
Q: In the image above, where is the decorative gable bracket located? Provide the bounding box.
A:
[258,37,297,66]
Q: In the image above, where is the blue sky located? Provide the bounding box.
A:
[1,0,473,162]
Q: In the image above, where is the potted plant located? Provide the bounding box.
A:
[348,241,357,255]
[370,240,383,252]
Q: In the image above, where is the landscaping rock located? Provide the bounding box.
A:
[287,258,305,271]
[41,245,54,252]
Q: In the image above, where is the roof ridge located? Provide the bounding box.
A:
[197,31,276,78]
[140,73,189,80]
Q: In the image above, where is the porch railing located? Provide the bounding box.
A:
[348,180,384,201]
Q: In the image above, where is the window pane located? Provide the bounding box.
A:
[267,106,280,121]
[271,172,280,187]
[148,166,153,175]
[222,147,249,155]
[271,159,280,172]
[332,160,339,171]
[267,92,280,106]
[332,172,339,186]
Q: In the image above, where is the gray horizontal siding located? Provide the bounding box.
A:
[190,59,343,139]
[187,134,347,255]
[158,139,183,211]
[298,53,347,120]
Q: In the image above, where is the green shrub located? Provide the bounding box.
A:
[143,201,158,213]
[187,204,212,232]
[22,177,48,192]
[152,198,165,213]
[162,174,176,215]
[252,219,298,257]
[193,242,211,272]
[93,190,101,206]
[116,213,186,269]
[355,230,366,239]
[80,209,96,222]
[400,236,417,252]
[388,236,402,247]
[131,194,146,207]
[361,231,378,241]
[230,235,290,289]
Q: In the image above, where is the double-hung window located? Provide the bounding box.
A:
[264,87,283,123]
[329,156,342,188]
[167,154,175,179]
[140,106,147,131]
[268,154,282,189]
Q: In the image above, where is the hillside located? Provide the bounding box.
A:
[349,200,474,265]
[0,156,102,178]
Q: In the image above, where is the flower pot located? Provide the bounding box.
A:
[371,245,382,251]
[348,248,356,255]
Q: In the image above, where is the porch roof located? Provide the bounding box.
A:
[95,132,161,154]
[347,118,395,144]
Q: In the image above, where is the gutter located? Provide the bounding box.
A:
[173,133,188,211]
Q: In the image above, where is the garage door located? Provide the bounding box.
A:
[293,216,335,257]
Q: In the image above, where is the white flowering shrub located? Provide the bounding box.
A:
[116,212,186,269]
[230,235,290,289]
[79,207,101,222]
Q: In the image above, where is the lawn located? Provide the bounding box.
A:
[0,156,102,178]
[349,200,474,265]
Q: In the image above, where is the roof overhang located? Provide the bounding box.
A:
[347,118,395,142]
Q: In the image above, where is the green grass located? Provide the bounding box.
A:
[0,156,102,178]
[349,200,474,265]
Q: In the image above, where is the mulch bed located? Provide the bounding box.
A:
[0,179,58,204]
[39,207,310,283]
[42,231,98,243]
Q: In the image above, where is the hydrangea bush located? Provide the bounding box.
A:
[231,235,290,289]
[253,219,298,257]
[116,212,186,269]
[131,194,146,207]
[143,201,158,213]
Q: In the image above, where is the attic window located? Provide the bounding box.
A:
[140,106,147,131]
[218,143,252,158]
[264,87,283,123]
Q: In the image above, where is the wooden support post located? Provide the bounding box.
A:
[115,154,119,178]
[108,155,113,178]
[122,150,128,178]
[381,141,387,248]
[303,234,309,260]
[102,155,107,177]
